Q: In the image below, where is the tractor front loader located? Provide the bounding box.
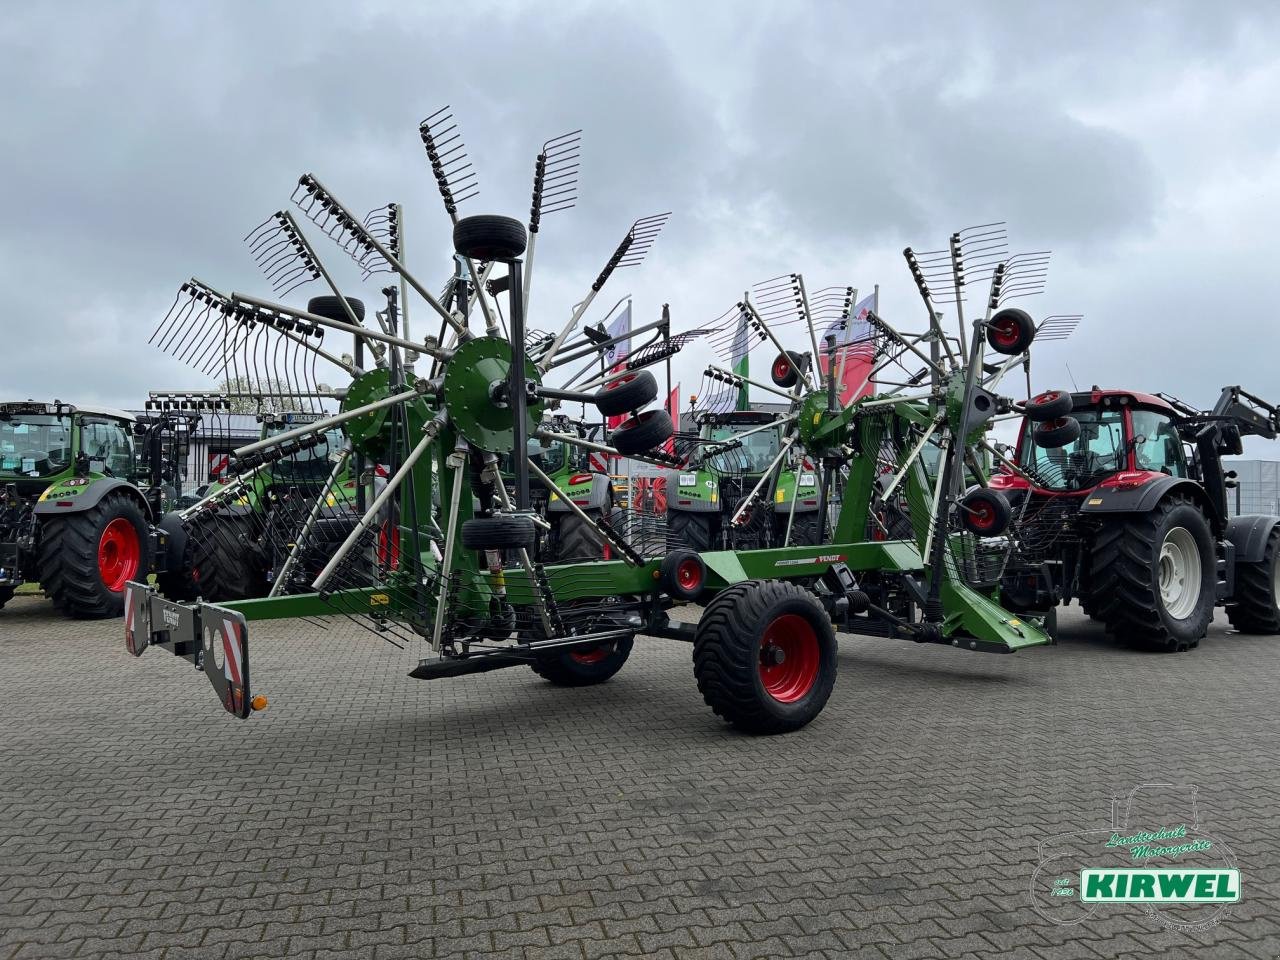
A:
[123,115,1064,734]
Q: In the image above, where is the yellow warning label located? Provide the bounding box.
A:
[370,593,390,607]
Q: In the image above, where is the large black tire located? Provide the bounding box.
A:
[0,586,13,609]
[594,371,659,418]
[667,510,716,552]
[693,580,838,734]
[453,215,527,261]
[1089,495,1215,652]
[1226,526,1280,633]
[553,510,606,561]
[38,491,151,619]
[531,633,634,687]
[782,512,822,546]
[187,513,268,603]
[307,295,366,323]
[461,514,537,551]
[610,409,673,456]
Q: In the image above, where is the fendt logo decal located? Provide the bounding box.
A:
[774,554,845,567]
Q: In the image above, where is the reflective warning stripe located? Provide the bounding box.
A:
[221,618,243,686]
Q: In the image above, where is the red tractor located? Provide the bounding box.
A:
[990,385,1280,651]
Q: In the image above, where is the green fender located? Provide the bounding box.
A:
[33,476,152,520]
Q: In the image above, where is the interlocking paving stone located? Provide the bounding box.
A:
[1,595,1278,959]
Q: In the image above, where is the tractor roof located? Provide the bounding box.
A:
[1,401,134,421]
[1069,389,1173,413]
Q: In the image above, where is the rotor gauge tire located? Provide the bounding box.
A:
[958,488,1011,536]
[771,350,805,388]
[531,633,634,687]
[38,492,151,619]
[986,308,1037,355]
[552,510,607,561]
[461,514,537,551]
[453,215,527,261]
[594,371,659,418]
[667,510,716,553]
[0,586,13,609]
[1024,390,1072,422]
[1034,417,1081,450]
[693,579,838,735]
[610,409,674,456]
[1089,495,1215,652]
[187,513,268,603]
[307,295,366,323]
[1226,525,1280,634]
[660,549,707,601]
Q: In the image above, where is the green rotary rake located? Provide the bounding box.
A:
[125,115,1074,735]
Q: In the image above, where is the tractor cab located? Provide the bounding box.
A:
[999,390,1187,495]
[700,410,783,475]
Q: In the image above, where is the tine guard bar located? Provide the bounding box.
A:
[124,581,261,719]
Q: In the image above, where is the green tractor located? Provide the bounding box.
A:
[528,414,619,561]
[157,409,361,603]
[668,408,822,551]
[0,400,193,617]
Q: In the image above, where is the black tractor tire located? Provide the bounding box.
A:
[771,350,805,388]
[1226,525,1280,633]
[958,488,1011,536]
[693,579,838,735]
[1024,390,1072,422]
[986,307,1036,355]
[553,510,607,561]
[667,509,716,552]
[38,492,151,619]
[779,512,822,546]
[453,215,527,261]
[461,514,537,551]
[531,633,634,687]
[610,409,673,456]
[187,513,268,603]
[0,586,13,609]
[307,295,366,323]
[1089,495,1215,652]
[594,371,659,418]
[1034,417,1081,450]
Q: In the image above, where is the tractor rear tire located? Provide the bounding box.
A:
[780,512,822,546]
[553,510,607,561]
[531,633,634,687]
[693,579,837,734]
[38,492,150,619]
[1226,526,1280,633]
[667,510,716,552]
[0,586,13,609]
[187,513,268,602]
[1089,495,1214,652]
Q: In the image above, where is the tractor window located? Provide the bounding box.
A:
[0,414,71,478]
[708,423,781,474]
[1131,410,1187,478]
[79,418,135,478]
[1019,408,1125,491]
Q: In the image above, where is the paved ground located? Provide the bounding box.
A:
[1,595,1279,960]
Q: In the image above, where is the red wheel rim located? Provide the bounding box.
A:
[606,374,635,391]
[676,557,702,592]
[1033,391,1061,405]
[98,518,140,593]
[570,646,610,665]
[758,614,820,703]
[992,318,1020,348]
[773,358,791,379]
[967,501,996,531]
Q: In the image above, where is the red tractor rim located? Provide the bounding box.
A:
[570,645,610,665]
[676,557,703,592]
[992,318,1020,347]
[98,518,140,593]
[758,614,820,703]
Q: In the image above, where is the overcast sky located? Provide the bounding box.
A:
[3,1,1279,452]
